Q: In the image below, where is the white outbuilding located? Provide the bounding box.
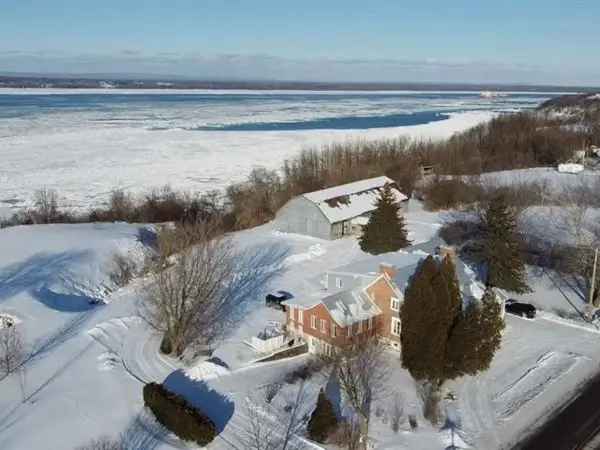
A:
[275,176,408,239]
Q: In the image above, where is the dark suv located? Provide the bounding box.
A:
[505,299,536,319]
[265,290,293,311]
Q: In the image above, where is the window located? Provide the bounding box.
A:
[391,318,401,336]
[368,317,373,330]
[391,297,400,312]
[336,277,343,289]
[320,319,327,334]
[347,325,352,338]
[298,309,303,324]
[311,315,317,329]
[357,320,363,334]
[331,323,337,338]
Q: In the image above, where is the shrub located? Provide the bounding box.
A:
[283,358,324,384]
[439,219,482,246]
[422,178,484,210]
[263,382,282,404]
[75,436,122,450]
[143,382,216,446]
[389,393,404,433]
[108,252,136,287]
[307,388,339,443]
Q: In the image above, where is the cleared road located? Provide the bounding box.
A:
[517,373,600,450]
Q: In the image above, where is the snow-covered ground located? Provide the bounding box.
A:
[1,201,600,449]
[477,167,600,193]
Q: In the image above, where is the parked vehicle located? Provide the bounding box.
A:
[505,299,536,319]
[265,290,293,310]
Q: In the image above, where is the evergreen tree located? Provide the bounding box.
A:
[400,255,461,386]
[447,288,504,377]
[481,194,530,293]
[478,287,505,370]
[359,183,410,255]
[307,388,339,443]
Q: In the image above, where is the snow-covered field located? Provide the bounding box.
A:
[1,201,600,449]
[477,167,600,193]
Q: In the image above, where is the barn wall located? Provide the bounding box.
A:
[275,197,332,239]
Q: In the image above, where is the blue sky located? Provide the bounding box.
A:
[1,0,599,85]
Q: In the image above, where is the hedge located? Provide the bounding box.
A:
[143,382,217,446]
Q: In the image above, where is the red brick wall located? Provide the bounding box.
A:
[287,303,378,348]
[366,276,401,343]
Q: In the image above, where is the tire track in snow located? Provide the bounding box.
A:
[88,317,177,385]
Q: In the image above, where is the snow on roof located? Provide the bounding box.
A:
[321,289,382,327]
[328,238,442,277]
[302,176,408,224]
[283,284,381,327]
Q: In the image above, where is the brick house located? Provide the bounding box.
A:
[284,240,477,354]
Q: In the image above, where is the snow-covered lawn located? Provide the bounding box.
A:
[1,202,600,449]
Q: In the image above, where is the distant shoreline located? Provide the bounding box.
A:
[0,87,579,96]
[0,75,595,93]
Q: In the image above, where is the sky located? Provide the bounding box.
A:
[0,0,599,86]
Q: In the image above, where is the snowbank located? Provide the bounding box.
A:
[558,163,584,174]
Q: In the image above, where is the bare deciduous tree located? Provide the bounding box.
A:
[0,325,24,376]
[242,382,309,450]
[559,180,600,304]
[32,187,60,224]
[330,338,390,448]
[140,221,287,357]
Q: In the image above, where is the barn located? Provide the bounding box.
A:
[274,176,408,239]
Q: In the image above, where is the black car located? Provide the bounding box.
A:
[505,299,536,319]
[265,290,293,310]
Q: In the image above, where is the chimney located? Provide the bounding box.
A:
[379,263,397,279]
[437,245,457,262]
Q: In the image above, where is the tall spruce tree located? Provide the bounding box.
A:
[359,183,410,255]
[481,194,530,293]
[447,288,505,377]
[400,255,461,386]
[307,388,339,443]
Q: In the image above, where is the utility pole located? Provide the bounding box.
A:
[591,248,599,307]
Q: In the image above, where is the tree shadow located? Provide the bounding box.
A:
[120,410,170,450]
[207,241,291,348]
[27,309,98,364]
[137,227,158,251]
[325,370,344,420]
[30,286,98,312]
[163,369,234,433]
[0,250,92,303]
[542,269,589,321]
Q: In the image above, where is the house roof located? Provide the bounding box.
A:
[301,176,408,224]
[321,288,382,327]
[328,237,483,301]
[283,281,382,327]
